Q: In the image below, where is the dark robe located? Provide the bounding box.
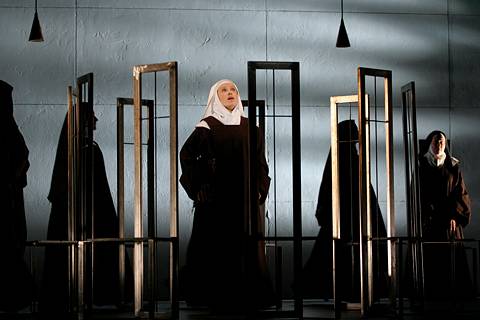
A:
[301,120,388,302]
[419,131,473,300]
[41,115,131,314]
[180,116,275,310]
[0,80,34,312]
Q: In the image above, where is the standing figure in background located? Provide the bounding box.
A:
[0,80,33,312]
[419,130,473,299]
[301,120,388,302]
[180,79,275,311]
[41,114,131,315]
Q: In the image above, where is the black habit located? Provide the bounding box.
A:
[41,115,131,313]
[0,80,33,312]
[180,116,275,309]
[419,130,473,300]
[301,120,388,302]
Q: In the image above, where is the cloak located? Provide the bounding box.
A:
[0,80,33,312]
[301,120,388,302]
[419,130,473,300]
[41,115,132,314]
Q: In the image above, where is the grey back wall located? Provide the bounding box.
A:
[2,0,480,268]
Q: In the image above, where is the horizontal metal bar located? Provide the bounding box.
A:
[27,240,78,246]
[89,237,176,243]
[358,67,392,78]
[262,236,318,241]
[264,114,292,118]
[401,81,415,92]
[141,116,170,120]
[133,61,177,76]
[76,73,92,84]
[124,142,149,146]
[248,61,299,70]
[366,119,389,123]
[117,97,153,107]
[241,99,265,108]
[25,237,178,246]
[331,94,358,104]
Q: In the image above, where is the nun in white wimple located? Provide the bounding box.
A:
[179,79,276,310]
[418,130,473,299]
[196,79,244,129]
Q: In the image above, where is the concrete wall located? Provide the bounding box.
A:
[2,0,480,296]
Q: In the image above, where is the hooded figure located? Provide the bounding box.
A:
[0,80,33,312]
[301,120,388,302]
[180,79,275,310]
[41,114,132,314]
[419,130,473,299]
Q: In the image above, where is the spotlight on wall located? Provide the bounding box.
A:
[29,0,44,42]
[336,0,350,48]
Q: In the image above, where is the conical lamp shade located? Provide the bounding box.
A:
[336,18,350,48]
[29,11,44,42]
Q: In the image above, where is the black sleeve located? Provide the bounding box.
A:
[179,127,211,201]
[315,152,332,227]
[257,127,270,204]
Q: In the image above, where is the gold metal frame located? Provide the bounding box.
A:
[330,94,367,318]
[132,61,179,318]
[357,67,395,316]
[116,97,154,305]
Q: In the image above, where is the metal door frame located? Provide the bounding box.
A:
[132,61,179,318]
[401,81,424,313]
[357,67,395,316]
[247,61,302,318]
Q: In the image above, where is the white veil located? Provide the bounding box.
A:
[196,79,244,129]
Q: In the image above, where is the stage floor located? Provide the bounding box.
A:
[1,299,480,319]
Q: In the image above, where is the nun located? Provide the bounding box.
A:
[180,79,275,311]
[300,120,388,302]
[41,114,132,314]
[419,130,473,299]
[0,80,33,312]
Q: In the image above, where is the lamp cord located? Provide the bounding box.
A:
[341,0,344,19]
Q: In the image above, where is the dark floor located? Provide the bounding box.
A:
[2,299,480,319]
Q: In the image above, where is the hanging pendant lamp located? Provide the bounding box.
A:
[336,0,350,48]
[29,0,44,42]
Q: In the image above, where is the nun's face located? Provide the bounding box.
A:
[217,82,238,111]
[430,133,446,156]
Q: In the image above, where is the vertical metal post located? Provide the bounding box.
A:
[147,98,156,319]
[384,73,395,293]
[398,238,404,318]
[330,96,341,320]
[290,64,302,319]
[116,98,126,304]
[275,246,283,310]
[247,63,258,239]
[169,63,179,319]
[67,86,77,312]
[74,73,94,315]
[133,67,144,316]
[358,70,369,315]
[246,63,258,313]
